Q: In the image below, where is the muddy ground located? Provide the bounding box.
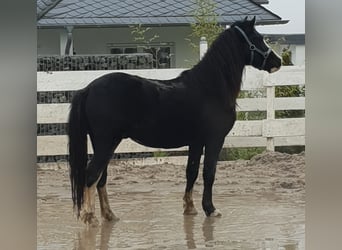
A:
[37,151,305,249]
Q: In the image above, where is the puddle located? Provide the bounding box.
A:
[38,152,305,249]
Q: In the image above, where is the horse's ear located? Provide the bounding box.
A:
[251,16,256,26]
[244,16,248,21]
[245,16,256,30]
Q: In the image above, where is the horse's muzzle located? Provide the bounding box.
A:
[270,67,280,73]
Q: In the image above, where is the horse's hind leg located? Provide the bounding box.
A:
[97,167,119,222]
[183,143,203,215]
[81,137,120,226]
[81,170,101,226]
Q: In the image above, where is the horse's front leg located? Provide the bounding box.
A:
[183,143,204,215]
[202,138,224,217]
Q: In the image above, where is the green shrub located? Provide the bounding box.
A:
[153,151,169,158]
[219,147,265,161]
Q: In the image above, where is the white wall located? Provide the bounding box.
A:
[37,26,197,68]
[280,44,305,66]
[37,29,62,55]
[293,45,305,66]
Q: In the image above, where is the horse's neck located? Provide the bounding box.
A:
[187,42,245,108]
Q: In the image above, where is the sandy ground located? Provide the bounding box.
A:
[37,151,305,249]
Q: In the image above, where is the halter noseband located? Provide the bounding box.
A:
[234,26,272,69]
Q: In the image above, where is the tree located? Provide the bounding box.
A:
[130,24,162,68]
[131,24,160,46]
[281,46,293,66]
[186,0,223,57]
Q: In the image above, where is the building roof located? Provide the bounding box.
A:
[251,0,269,4]
[265,34,305,45]
[37,0,287,28]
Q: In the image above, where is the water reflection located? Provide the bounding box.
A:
[183,215,218,249]
[183,215,196,249]
[261,239,299,250]
[202,217,216,243]
[74,221,116,250]
[283,243,299,250]
[69,198,302,249]
[182,215,300,250]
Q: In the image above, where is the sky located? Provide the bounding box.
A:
[256,0,305,34]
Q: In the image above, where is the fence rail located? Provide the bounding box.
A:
[37,66,305,159]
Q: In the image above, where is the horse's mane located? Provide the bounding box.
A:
[182,25,246,109]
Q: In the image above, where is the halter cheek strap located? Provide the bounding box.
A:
[234,26,272,69]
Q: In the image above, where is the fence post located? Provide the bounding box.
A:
[265,79,275,151]
[199,37,208,60]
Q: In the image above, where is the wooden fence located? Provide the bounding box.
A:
[37,66,305,160]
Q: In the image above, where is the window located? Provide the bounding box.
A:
[110,47,138,54]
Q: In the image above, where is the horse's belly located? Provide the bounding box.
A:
[131,137,187,149]
[128,126,191,149]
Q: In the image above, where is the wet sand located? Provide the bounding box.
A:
[37,151,305,249]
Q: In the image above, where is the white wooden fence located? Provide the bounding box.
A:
[37,66,305,158]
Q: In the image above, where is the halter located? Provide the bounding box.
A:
[234,26,272,69]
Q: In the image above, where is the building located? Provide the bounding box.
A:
[37,0,287,68]
[265,34,305,66]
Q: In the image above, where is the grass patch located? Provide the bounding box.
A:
[153,151,170,158]
[219,147,265,161]
[275,146,305,154]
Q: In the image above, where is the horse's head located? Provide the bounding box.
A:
[232,16,282,73]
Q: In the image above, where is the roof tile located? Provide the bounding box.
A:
[37,0,284,27]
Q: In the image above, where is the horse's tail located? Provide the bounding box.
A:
[67,88,88,218]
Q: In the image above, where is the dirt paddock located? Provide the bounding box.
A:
[37,151,305,249]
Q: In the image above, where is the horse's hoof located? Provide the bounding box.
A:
[183,207,198,215]
[81,212,100,227]
[102,210,120,222]
[209,209,222,217]
[183,197,198,215]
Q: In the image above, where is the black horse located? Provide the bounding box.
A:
[68,17,281,226]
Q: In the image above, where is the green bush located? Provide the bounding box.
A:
[153,151,169,158]
[219,147,265,161]
[275,85,305,118]
[275,146,305,154]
